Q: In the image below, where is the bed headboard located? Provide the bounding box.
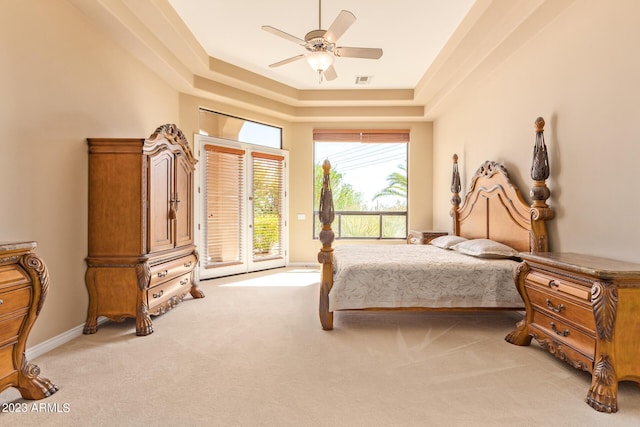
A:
[450,117,554,253]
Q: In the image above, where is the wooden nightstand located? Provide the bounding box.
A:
[505,252,640,413]
[407,230,448,245]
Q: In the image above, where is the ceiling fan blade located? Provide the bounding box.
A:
[334,46,383,59]
[268,54,305,68]
[324,10,356,43]
[262,25,306,46]
[323,65,337,81]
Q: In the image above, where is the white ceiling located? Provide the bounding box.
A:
[167,0,476,90]
[69,0,567,121]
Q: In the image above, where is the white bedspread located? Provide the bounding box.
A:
[329,244,521,311]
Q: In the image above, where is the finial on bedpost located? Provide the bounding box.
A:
[450,154,461,235]
[529,117,554,252]
[318,159,335,330]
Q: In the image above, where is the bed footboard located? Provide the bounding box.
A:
[317,160,335,330]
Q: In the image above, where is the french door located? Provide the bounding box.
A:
[194,135,288,279]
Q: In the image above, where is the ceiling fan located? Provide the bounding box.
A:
[262,0,383,83]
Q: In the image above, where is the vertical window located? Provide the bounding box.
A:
[314,130,409,239]
[252,152,286,261]
[203,145,246,267]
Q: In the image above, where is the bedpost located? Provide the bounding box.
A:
[318,159,335,330]
[529,117,554,252]
[450,154,461,235]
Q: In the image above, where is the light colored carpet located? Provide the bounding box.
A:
[1,267,639,426]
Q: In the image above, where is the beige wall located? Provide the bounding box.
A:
[432,0,640,262]
[1,0,179,346]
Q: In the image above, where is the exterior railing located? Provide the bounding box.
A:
[313,210,407,239]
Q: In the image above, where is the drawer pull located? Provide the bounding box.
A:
[550,321,570,337]
[157,270,168,278]
[152,290,164,299]
[183,261,192,268]
[0,299,3,305]
[545,298,565,313]
[548,280,560,288]
[180,279,188,286]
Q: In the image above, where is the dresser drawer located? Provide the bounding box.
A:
[526,271,591,302]
[0,287,32,318]
[0,313,26,346]
[531,308,596,360]
[525,283,595,333]
[149,254,196,288]
[147,272,192,313]
[0,266,30,292]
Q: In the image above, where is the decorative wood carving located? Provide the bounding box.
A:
[529,117,554,252]
[318,159,335,330]
[0,242,58,400]
[450,154,461,235]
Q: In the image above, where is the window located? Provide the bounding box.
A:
[199,109,281,149]
[313,129,409,239]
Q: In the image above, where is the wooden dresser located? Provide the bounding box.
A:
[407,230,448,245]
[506,252,640,413]
[0,242,57,399]
[85,124,204,336]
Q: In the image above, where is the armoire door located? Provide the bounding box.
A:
[148,150,174,253]
[174,153,194,247]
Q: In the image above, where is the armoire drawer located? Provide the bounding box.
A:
[149,254,196,287]
[147,272,192,313]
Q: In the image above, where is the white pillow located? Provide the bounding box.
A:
[451,238,519,259]
[429,235,467,249]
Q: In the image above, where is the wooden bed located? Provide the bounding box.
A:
[317,117,554,330]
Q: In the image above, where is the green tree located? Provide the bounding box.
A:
[314,163,364,211]
[373,164,407,202]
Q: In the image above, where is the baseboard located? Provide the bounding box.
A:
[286,262,320,268]
[26,317,109,361]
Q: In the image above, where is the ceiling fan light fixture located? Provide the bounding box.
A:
[306,51,334,72]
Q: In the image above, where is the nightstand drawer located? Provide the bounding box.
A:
[531,308,596,361]
[525,283,595,332]
[526,271,591,302]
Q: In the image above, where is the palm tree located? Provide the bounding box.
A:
[373,164,407,201]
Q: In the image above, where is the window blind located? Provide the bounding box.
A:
[252,152,285,260]
[203,145,245,267]
[313,129,410,143]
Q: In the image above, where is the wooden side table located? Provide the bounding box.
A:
[505,252,640,413]
[407,230,448,245]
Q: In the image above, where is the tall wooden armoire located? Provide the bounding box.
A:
[84,124,203,336]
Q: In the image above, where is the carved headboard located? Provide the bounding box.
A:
[450,117,553,253]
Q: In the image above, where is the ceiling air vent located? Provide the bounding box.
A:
[355,76,372,85]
